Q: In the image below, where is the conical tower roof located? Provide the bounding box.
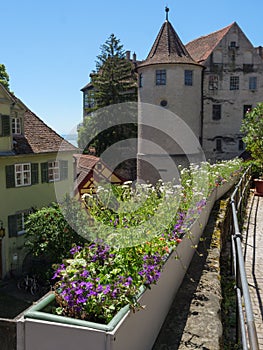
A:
[138,11,199,68]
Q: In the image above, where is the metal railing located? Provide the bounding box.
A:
[230,166,259,350]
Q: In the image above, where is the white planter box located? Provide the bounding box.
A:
[19,180,236,350]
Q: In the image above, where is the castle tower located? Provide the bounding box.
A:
[137,8,204,183]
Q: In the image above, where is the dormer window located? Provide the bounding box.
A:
[12,117,22,134]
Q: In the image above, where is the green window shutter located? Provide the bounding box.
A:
[31,163,39,185]
[2,115,10,136]
[6,165,15,188]
[60,160,68,180]
[8,215,18,237]
[41,162,48,183]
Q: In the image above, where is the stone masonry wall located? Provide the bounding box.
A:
[153,196,232,350]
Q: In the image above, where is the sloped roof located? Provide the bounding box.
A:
[73,154,126,194]
[186,23,234,63]
[138,20,199,68]
[13,109,77,154]
[74,154,100,171]
[0,84,78,155]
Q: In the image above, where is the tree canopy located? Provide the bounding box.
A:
[0,64,10,90]
[241,102,263,173]
[92,33,137,108]
[25,197,89,269]
[78,34,137,156]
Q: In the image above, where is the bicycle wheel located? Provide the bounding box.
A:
[30,281,39,295]
[17,277,27,290]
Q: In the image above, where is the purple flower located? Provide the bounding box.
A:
[103,285,111,295]
[70,245,82,255]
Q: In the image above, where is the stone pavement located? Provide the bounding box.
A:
[243,192,263,349]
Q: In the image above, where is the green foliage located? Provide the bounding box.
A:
[241,103,263,174]
[0,64,10,90]
[25,197,89,265]
[92,33,137,108]
[78,106,137,155]
[52,159,244,324]
[78,34,137,155]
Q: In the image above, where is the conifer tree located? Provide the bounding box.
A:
[78,34,137,157]
[0,64,10,90]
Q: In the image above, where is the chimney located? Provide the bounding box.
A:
[256,46,263,59]
[126,50,131,61]
[133,52,137,62]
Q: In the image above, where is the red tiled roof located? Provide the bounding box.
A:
[13,108,77,154]
[186,23,234,63]
[74,154,100,171]
[138,20,199,68]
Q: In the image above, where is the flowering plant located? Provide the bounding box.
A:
[52,158,243,324]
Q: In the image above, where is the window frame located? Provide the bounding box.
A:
[230,76,239,90]
[184,70,193,86]
[208,75,219,90]
[139,73,143,88]
[212,104,222,121]
[15,163,31,187]
[243,105,252,118]
[17,212,29,236]
[12,117,22,134]
[216,139,222,152]
[156,69,166,86]
[238,139,245,151]
[48,161,60,182]
[249,76,257,90]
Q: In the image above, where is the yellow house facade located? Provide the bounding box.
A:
[0,84,77,278]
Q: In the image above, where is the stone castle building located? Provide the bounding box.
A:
[82,8,263,177]
[137,9,263,163]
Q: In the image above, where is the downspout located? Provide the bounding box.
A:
[200,66,205,147]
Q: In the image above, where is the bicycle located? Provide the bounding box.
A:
[17,274,39,295]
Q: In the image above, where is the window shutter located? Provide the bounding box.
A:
[8,215,18,237]
[60,160,68,180]
[6,165,15,188]
[31,163,39,185]
[41,162,48,183]
[2,115,10,136]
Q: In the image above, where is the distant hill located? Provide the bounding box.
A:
[62,134,78,147]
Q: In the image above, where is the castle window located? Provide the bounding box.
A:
[216,139,222,152]
[208,75,218,90]
[243,105,252,118]
[249,77,257,90]
[184,70,193,86]
[139,73,143,88]
[230,41,237,48]
[230,76,239,90]
[212,104,221,120]
[156,70,166,85]
[160,100,167,107]
[239,139,245,151]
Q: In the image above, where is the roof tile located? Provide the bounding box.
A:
[186,23,234,63]
[138,20,199,68]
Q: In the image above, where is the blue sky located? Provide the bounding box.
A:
[1,0,263,135]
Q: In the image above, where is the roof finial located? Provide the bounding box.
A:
[165,6,169,21]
